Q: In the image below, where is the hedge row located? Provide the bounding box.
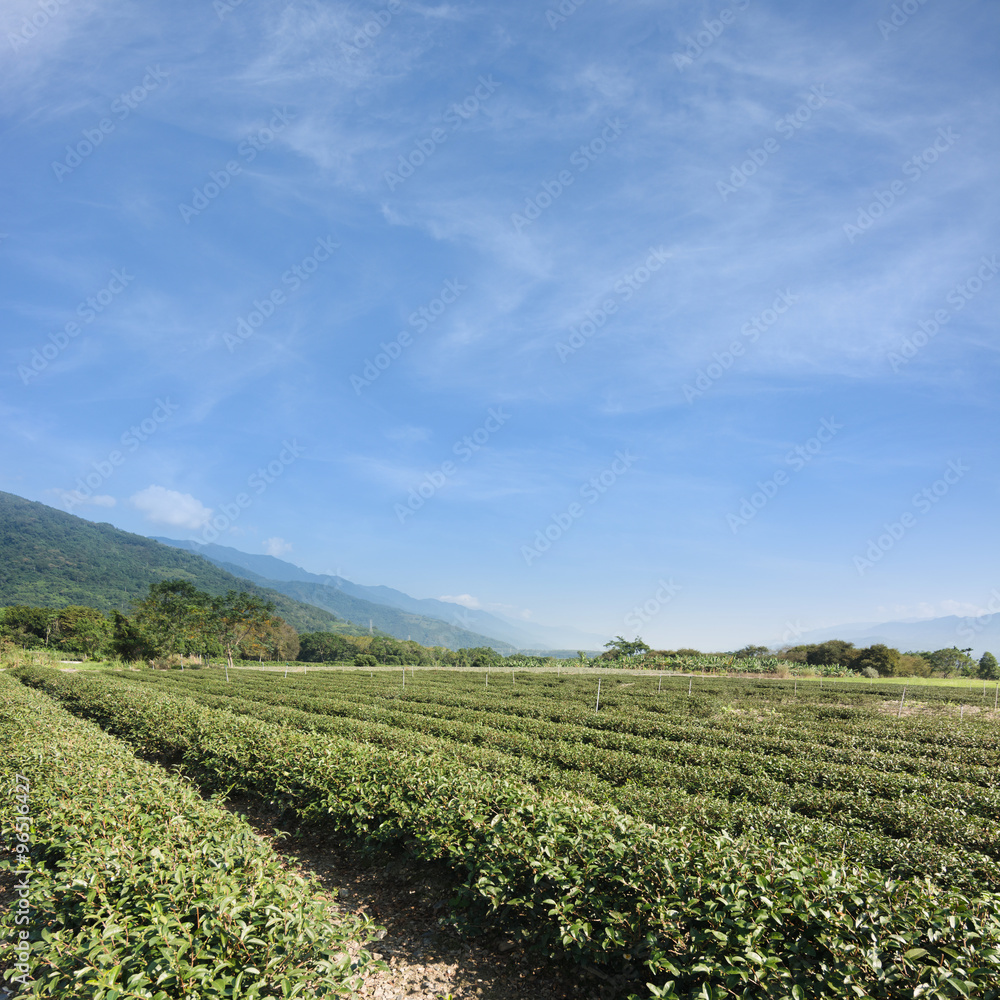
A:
[106,670,1000,893]
[16,666,1000,999]
[0,672,380,998]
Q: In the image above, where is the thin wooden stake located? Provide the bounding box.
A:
[596,677,602,712]
[284,664,288,679]
[485,668,489,690]
[794,678,797,695]
[658,672,662,693]
[688,676,692,696]
[402,665,406,689]
[898,687,906,718]
[225,663,230,683]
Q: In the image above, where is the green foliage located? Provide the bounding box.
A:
[855,643,901,677]
[0,489,352,634]
[805,639,857,667]
[979,651,999,680]
[930,646,977,673]
[0,673,380,996]
[604,635,652,658]
[133,579,213,656]
[0,605,59,649]
[733,644,769,659]
[17,666,1000,998]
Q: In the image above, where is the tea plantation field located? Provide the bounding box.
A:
[6,664,1000,998]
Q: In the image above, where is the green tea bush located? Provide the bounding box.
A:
[0,673,380,998]
[16,667,1000,999]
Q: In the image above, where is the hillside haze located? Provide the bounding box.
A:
[152,538,608,652]
[0,491,361,635]
[0,491,517,650]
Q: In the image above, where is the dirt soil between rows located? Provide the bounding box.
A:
[227,796,621,1000]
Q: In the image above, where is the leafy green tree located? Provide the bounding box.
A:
[0,605,59,649]
[604,636,652,658]
[978,651,999,680]
[734,645,769,659]
[133,580,213,657]
[925,647,976,675]
[53,605,112,659]
[208,591,277,671]
[299,632,355,663]
[855,644,900,677]
[806,640,856,667]
[109,611,156,661]
[465,646,500,669]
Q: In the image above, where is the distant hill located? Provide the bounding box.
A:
[153,539,519,652]
[153,538,608,651]
[0,491,365,636]
[765,615,1000,659]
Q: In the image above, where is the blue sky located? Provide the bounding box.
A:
[2,0,998,651]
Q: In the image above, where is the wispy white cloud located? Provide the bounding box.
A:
[130,486,212,529]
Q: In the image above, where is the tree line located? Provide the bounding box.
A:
[0,582,561,670]
[601,635,1000,679]
[0,580,298,669]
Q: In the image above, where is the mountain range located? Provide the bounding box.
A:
[0,490,354,635]
[0,490,584,652]
[5,488,995,658]
[151,538,608,653]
